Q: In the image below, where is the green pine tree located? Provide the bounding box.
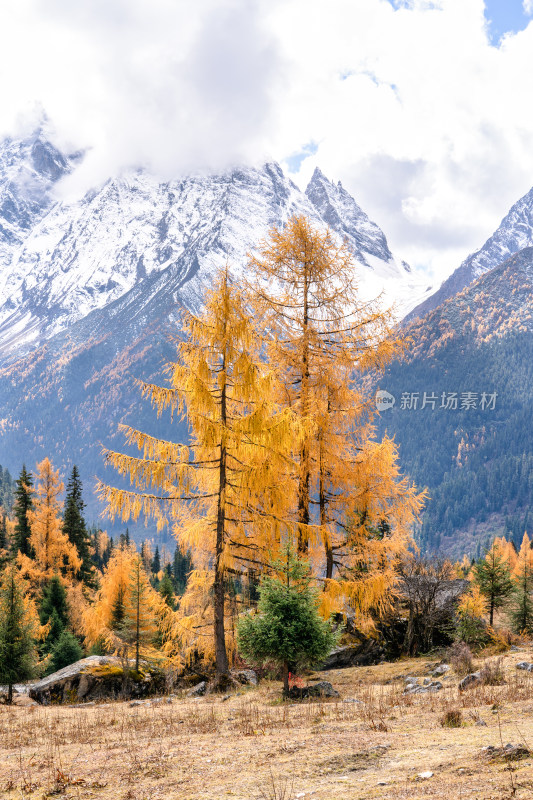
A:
[0,565,39,703]
[510,563,533,634]
[12,465,33,558]
[172,547,192,594]
[158,572,175,608]
[49,629,83,673]
[63,466,94,584]
[152,546,161,576]
[110,584,126,631]
[237,546,339,696]
[39,575,70,657]
[0,513,7,550]
[473,543,514,626]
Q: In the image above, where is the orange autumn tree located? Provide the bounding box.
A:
[248,215,424,627]
[18,458,81,586]
[83,545,168,668]
[98,269,294,680]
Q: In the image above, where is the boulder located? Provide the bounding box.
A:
[288,681,339,699]
[516,662,533,671]
[432,664,450,676]
[230,669,258,686]
[458,671,481,691]
[321,642,384,670]
[482,744,530,761]
[186,681,207,697]
[28,656,166,704]
[404,680,442,695]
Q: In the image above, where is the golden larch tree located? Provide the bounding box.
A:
[83,545,167,667]
[98,269,294,680]
[248,215,424,628]
[19,458,81,585]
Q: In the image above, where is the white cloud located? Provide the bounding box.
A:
[524,1,533,16]
[0,0,285,192]
[2,0,533,282]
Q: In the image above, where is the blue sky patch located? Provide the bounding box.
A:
[484,0,531,45]
[285,142,318,173]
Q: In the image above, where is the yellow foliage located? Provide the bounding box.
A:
[98,217,426,668]
[247,215,425,628]
[99,267,296,674]
[83,546,176,666]
[513,531,533,579]
[457,584,488,619]
[23,458,81,586]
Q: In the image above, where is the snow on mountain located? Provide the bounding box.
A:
[408,184,533,321]
[305,168,433,316]
[0,131,77,268]
[0,132,427,365]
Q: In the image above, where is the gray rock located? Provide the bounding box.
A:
[187,681,207,697]
[432,664,450,676]
[289,681,339,699]
[28,656,166,704]
[516,661,533,671]
[423,678,431,686]
[404,681,443,695]
[458,672,481,691]
[230,669,258,686]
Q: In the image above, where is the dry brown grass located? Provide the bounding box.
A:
[3,650,533,799]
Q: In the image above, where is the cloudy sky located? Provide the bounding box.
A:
[2,0,533,284]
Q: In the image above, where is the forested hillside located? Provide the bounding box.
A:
[376,248,533,557]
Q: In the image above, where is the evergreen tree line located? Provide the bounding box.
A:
[0,458,195,700]
[376,330,533,554]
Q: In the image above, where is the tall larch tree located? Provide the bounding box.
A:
[63,466,94,585]
[123,555,161,671]
[20,459,81,584]
[12,465,33,557]
[248,215,424,628]
[98,268,294,681]
[83,545,168,668]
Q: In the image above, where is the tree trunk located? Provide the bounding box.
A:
[319,421,333,580]
[282,661,290,697]
[135,565,140,672]
[214,330,229,679]
[298,263,310,554]
[7,683,13,705]
[489,596,494,628]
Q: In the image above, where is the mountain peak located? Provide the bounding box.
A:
[408,181,533,321]
[305,165,394,266]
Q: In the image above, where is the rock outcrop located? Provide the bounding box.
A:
[28,656,166,704]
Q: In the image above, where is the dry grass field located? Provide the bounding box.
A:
[3,650,533,800]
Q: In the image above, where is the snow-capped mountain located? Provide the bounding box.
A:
[0,133,78,267]
[408,183,533,320]
[0,131,430,365]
